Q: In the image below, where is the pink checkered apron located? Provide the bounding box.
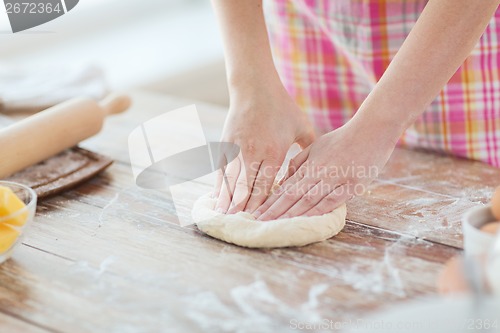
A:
[264,0,500,167]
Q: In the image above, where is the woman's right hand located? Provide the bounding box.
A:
[210,0,314,213]
[214,81,315,215]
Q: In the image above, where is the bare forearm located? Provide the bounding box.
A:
[352,0,500,141]
[211,0,281,92]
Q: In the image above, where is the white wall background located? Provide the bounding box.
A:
[0,0,229,105]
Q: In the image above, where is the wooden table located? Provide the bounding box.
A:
[1,91,498,333]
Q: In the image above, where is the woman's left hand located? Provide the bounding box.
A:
[253,120,399,220]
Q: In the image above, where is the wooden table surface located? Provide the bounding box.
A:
[1,91,499,333]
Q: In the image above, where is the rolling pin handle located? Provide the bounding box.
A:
[99,94,132,116]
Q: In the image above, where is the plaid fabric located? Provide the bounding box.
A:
[264,0,500,167]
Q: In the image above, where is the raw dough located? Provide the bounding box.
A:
[192,193,347,248]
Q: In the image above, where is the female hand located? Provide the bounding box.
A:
[253,119,399,220]
[214,83,315,214]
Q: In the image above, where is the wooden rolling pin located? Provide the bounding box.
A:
[0,94,131,179]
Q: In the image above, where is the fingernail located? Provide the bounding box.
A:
[215,207,224,214]
[273,185,283,195]
[252,210,261,218]
[281,214,290,219]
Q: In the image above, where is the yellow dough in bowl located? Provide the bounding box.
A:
[0,186,28,227]
[0,224,19,253]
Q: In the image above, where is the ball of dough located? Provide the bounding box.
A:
[491,186,500,221]
[192,193,347,248]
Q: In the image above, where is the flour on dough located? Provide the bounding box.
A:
[192,193,347,248]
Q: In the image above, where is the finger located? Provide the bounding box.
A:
[295,125,315,148]
[253,164,307,218]
[215,156,241,213]
[212,155,227,198]
[283,147,310,183]
[244,159,282,214]
[303,184,353,217]
[227,159,261,214]
[212,141,237,197]
[257,177,317,221]
[276,180,330,218]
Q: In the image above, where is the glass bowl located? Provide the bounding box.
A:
[0,181,37,264]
